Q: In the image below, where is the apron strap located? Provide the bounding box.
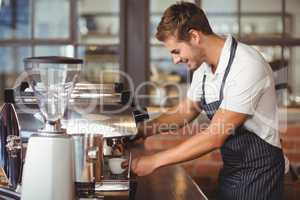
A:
[201,37,238,103]
[219,38,238,101]
[201,74,207,104]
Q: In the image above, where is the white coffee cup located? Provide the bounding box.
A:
[108,158,127,174]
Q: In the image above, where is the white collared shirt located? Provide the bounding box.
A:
[187,35,281,148]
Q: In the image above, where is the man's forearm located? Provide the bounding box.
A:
[154,129,229,168]
[153,108,247,168]
[140,99,200,137]
[142,112,188,133]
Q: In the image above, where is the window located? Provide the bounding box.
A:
[0,0,122,103]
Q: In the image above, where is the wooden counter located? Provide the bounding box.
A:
[102,165,207,200]
[133,165,207,200]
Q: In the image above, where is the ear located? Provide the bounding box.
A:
[188,29,202,44]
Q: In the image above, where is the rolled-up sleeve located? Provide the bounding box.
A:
[187,69,203,102]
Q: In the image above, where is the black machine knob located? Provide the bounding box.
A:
[20,82,29,92]
[121,91,131,105]
[133,108,149,124]
[114,83,124,93]
[4,89,15,104]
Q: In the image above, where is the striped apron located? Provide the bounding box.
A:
[200,38,285,200]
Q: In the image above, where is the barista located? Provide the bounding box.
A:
[131,2,285,200]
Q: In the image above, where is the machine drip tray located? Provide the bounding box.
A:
[94,180,137,200]
[95,181,129,191]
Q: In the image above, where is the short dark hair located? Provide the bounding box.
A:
[155,1,213,42]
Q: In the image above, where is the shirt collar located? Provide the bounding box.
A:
[203,35,233,75]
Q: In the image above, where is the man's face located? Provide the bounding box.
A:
[163,35,204,71]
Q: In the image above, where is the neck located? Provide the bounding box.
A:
[201,34,225,73]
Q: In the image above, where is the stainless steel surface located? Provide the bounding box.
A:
[103,139,113,156]
[0,103,23,190]
[6,136,22,159]
[15,92,124,105]
[73,83,123,95]
[65,105,138,138]
[14,83,126,105]
[11,80,142,138]
[95,181,129,192]
[73,134,104,183]
[39,120,66,134]
[71,83,124,104]
[13,99,139,138]
[71,93,123,103]
[127,152,131,179]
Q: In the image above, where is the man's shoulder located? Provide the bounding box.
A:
[235,42,267,65]
[232,42,272,76]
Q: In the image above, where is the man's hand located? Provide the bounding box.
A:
[131,154,160,176]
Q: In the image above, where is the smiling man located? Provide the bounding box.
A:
[131,2,285,200]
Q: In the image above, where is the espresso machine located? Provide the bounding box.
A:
[0,56,149,199]
[66,83,148,199]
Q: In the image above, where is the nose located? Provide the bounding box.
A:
[172,54,181,64]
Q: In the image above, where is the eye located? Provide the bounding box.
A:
[171,49,180,54]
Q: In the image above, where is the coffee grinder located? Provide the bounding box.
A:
[21,56,83,200]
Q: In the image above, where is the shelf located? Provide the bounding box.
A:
[269,59,288,71]
[81,31,118,37]
[239,37,300,46]
[79,30,119,45]
[149,36,300,47]
[76,43,119,48]
[150,11,293,18]
[80,12,119,17]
